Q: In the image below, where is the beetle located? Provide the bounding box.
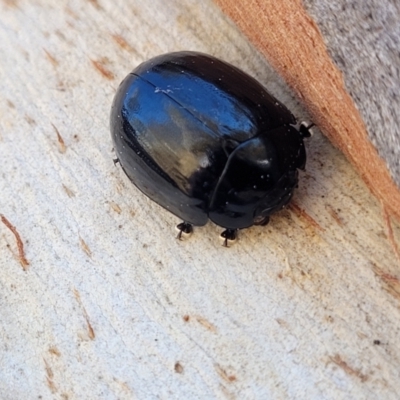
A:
[110,51,311,245]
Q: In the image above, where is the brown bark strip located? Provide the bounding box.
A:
[91,59,114,80]
[330,354,368,382]
[1,214,29,270]
[52,124,66,153]
[383,206,400,263]
[289,202,324,231]
[214,0,400,220]
[73,289,96,340]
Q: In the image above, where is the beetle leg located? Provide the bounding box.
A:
[220,229,237,247]
[176,222,193,240]
[299,122,315,138]
[113,158,120,165]
[253,215,270,226]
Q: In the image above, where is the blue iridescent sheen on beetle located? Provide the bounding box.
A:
[111,51,309,243]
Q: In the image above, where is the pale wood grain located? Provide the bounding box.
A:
[0,0,399,399]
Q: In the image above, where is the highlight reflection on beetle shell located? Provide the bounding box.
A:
[111,51,306,230]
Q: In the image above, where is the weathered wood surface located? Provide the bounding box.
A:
[0,0,399,399]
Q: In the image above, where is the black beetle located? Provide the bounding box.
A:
[111,51,310,245]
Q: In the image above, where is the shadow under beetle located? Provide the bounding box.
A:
[110,51,311,246]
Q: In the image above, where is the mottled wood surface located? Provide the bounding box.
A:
[0,1,399,399]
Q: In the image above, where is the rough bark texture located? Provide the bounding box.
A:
[1,0,399,399]
[214,0,400,221]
